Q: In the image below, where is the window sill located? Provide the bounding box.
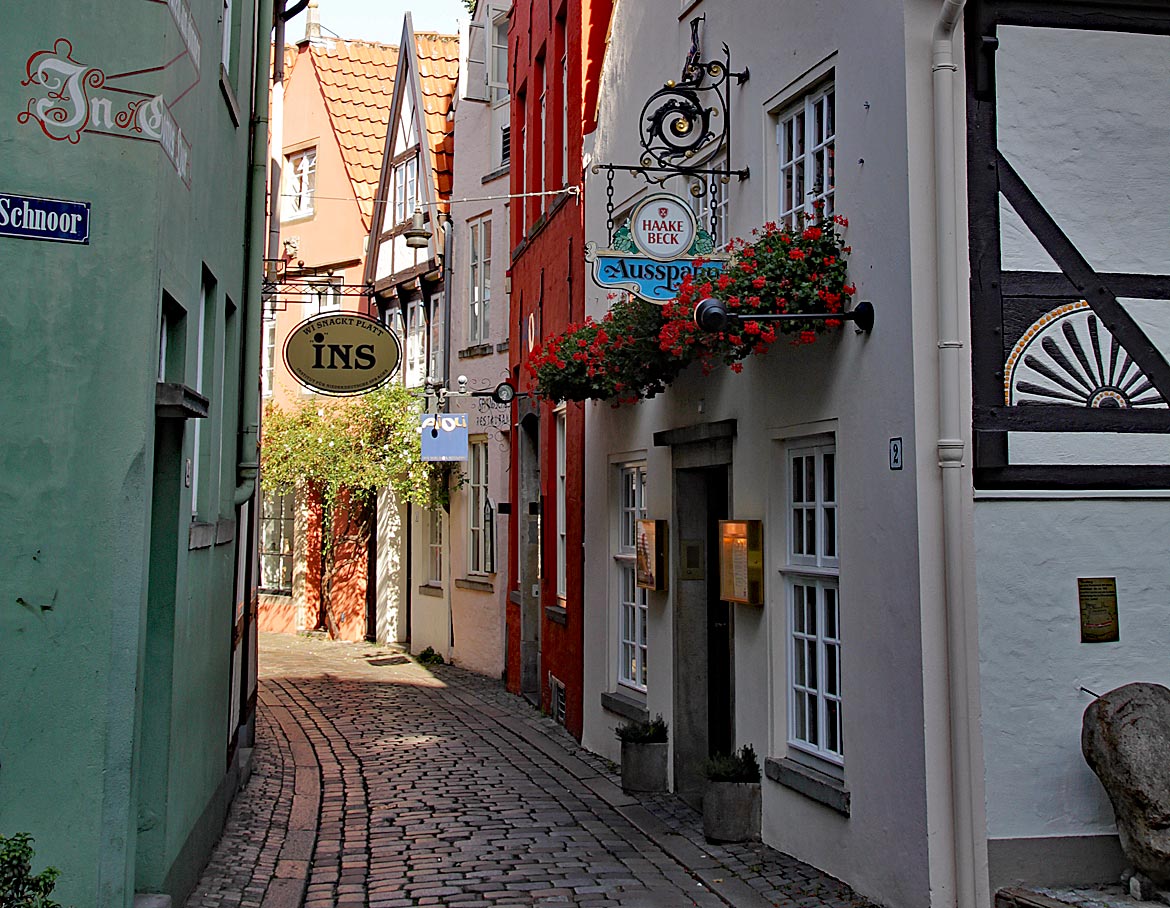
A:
[281,210,316,225]
[189,521,216,550]
[418,584,444,598]
[482,164,510,184]
[455,577,494,593]
[458,343,494,360]
[219,65,241,127]
[600,689,648,723]
[545,604,568,626]
[259,589,293,598]
[764,756,850,817]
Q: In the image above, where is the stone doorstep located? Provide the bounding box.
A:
[997,887,1168,908]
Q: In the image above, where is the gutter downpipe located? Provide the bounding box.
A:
[933,3,983,908]
[236,0,277,506]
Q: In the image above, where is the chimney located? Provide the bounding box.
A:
[305,0,320,41]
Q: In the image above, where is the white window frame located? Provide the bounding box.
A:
[262,317,276,397]
[488,12,508,103]
[689,155,730,251]
[468,217,492,343]
[259,487,295,593]
[393,154,419,225]
[468,439,492,574]
[427,506,444,585]
[776,83,835,228]
[560,46,569,188]
[405,299,426,387]
[539,61,547,209]
[615,463,648,692]
[304,276,342,313]
[283,148,316,219]
[783,440,842,766]
[555,407,567,599]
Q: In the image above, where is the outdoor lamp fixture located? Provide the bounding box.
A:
[693,297,875,334]
[404,207,430,248]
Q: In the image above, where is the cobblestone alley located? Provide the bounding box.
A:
[185,635,876,908]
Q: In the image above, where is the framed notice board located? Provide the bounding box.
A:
[719,520,763,605]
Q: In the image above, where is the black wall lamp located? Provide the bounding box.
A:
[693,298,875,334]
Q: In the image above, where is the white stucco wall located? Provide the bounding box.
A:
[580,2,946,906]
[977,497,1170,836]
[441,6,513,679]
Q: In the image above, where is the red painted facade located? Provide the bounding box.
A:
[506,0,613,739]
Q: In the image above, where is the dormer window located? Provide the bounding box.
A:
[393,153,419,224]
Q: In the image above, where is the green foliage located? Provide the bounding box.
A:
[462,0,476,12]
[705,744,761,783]
[615,714,669,744]
[416,646,445,665]
[0,833,65,908]
[261,384,443,512]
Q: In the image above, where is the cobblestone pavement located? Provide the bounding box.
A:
[185,634,877,908]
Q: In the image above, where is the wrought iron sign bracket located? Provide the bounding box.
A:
[262,258,375,315]
[593,19,751,245]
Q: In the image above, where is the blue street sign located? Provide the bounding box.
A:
[0,192,90,245]
[420,412,469,462]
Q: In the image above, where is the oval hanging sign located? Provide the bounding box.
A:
[283,313,401,396]
[629,192,698,262]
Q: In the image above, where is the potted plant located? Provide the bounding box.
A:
[616,714,669,793]
[702,744,762,843]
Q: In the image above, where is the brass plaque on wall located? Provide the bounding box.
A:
[1078,577,1119,643]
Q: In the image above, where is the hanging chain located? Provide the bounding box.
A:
[709,173,719,247]
[605,168,616,245]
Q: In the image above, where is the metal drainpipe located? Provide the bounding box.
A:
[235,0,278,506]
[441,212,454,657]
[932,2,985,907]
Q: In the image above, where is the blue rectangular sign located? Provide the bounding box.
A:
[420,412,469,462]
[0,192,90,245]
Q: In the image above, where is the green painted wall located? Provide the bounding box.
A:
[0,1,262,905]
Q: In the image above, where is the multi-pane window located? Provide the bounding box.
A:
[428,507,443,585]
[690,159,730,250]
[489,12,510,168]
[468,218,491,343]
[259,488,294,593]
[785,442,841,764]
[468,440,493,574]
[262,317,276,397]
[777,84,835,227]
[404,299,426,386]
[284,148,316,219]
[555,408,567,598]
[393,154,419,225]
[616,464,648,691]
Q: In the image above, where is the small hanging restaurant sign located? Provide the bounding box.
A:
[586,192,726,304]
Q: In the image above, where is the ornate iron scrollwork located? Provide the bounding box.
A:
[593,17,749,242]
[637,17,746,176]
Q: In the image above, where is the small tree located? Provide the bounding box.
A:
[261,385,445,636]
[0,833,65,908]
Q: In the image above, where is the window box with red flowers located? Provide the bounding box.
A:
[528,208,856,404]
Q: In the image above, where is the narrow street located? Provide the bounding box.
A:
[186,634,875,908]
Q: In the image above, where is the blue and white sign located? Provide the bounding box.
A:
[0,192,90,245]
[587,192,724,304]
[420,412,469,462]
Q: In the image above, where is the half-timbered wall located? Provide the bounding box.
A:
[967,1,1170,889]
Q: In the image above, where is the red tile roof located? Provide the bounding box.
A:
[309,39,400,230]
[413,33,460,210]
